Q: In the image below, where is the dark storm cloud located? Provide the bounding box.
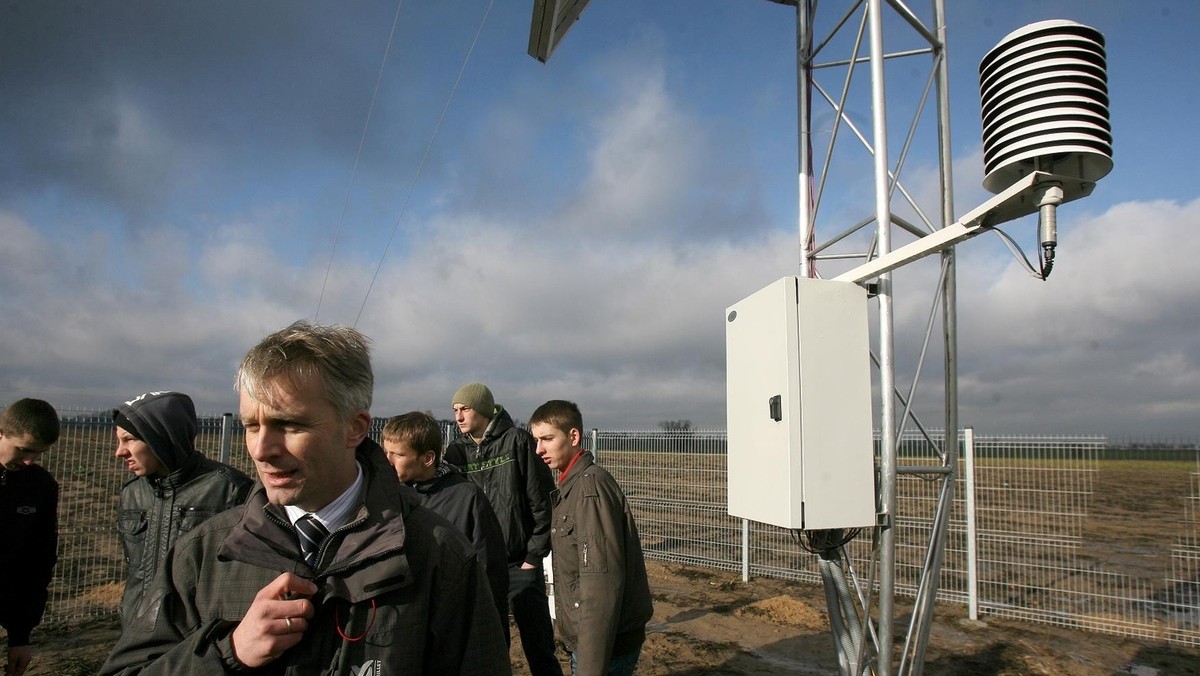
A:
[0,1,402,220]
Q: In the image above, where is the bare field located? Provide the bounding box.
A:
[20,557,1200,675]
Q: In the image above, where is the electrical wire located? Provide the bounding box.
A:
[315,0,407,321]
[792,527,862,555]
[986,225,1044,279]
[354,0,497,327]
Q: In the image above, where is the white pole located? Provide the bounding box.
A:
[867,1,897,672]
[219,412,233,465]
[741,519,750,583]
[964,426,978,620]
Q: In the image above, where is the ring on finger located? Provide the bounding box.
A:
[285,617,294,632]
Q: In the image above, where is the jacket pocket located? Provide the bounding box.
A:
[176,506,217,534]
[580,533,608,575]
[117,509,148,566]
[551,514,574,550]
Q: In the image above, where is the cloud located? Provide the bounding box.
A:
[952,197,1200,435]
[0,2,1195,439]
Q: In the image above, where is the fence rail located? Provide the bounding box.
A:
[19,411,1200,649]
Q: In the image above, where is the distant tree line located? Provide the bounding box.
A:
[658,420,692,432]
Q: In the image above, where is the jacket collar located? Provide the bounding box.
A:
[147,452,203,493]
[218,438,416,603]
[556,451,596,497]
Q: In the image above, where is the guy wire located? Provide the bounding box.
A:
[354,0,498,327]
[315,0,407,321]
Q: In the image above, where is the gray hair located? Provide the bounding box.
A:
[236,320,373,420]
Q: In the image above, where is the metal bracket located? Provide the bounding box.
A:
[832,171,1095,285]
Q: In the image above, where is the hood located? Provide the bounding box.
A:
[113,391,197,472]
[481,405,516,444]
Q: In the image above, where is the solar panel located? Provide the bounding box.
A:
[527,0,592,63]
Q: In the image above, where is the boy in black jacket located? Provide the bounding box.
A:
[383,411,509,639]
[0,398,60,676]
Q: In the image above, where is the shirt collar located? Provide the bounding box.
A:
[283,461,365,533]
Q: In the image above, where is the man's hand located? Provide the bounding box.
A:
[230,573,317,668]
[5,645,31,676]
[520,562,536,570]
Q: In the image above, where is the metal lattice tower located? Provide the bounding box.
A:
[794,2,958,674]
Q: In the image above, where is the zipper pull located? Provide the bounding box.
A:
[583,542,588,567]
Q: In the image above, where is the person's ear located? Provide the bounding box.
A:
[346,411,371,448]
[423,450,437,469]
[569,427,583,447]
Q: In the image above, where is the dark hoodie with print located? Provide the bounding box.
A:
[113,391,252,628]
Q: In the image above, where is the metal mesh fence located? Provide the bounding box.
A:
[15,415,1200,649]
[32,409,248,624]
[26,412,454,627]
[597,429,1200,647]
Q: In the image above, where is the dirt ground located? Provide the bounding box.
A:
[21,558,1199,676]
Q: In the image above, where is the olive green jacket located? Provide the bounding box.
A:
[101,439,510,675]
[550,452,653,676]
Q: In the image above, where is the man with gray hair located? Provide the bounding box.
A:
[102,320,510,675]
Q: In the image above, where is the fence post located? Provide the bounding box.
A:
[964,426,978,620]
[741,519,750,582]
[591,428,598,460]
[220,413,233,465]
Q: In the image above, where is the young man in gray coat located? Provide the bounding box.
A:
[112,390,252,627]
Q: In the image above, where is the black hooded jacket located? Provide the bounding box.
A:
[408,461,509,633]
[114,391,252,627]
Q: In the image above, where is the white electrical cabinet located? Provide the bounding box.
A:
[725,276,876,530]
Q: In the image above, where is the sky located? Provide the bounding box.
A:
[1,0,1196,437]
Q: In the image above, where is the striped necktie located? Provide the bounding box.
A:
[295,514,329,568]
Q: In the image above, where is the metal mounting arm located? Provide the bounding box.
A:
[833,171,1095,285]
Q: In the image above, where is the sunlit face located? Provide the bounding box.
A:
[453,404,489,440]
[240,373,369,512]
[114,426,166,478]
[531,422,581,472]
[383,438,436,483]
[0,431,51,472]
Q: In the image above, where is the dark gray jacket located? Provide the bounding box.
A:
[114,392,252,626]
[443,406,555,566]
[100,439,511,676]
[550,452,653,676]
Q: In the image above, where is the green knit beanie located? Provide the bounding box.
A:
[452,383,495,418]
